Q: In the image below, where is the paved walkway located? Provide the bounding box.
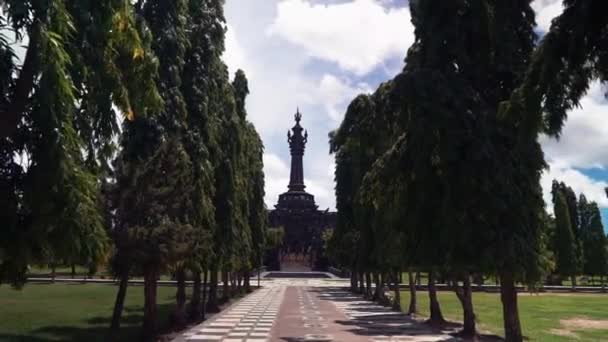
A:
[175,279,462,342]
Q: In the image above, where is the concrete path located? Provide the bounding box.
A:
[175,279,462,342]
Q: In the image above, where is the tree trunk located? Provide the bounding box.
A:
[365,272,372,299]
[392,272,401,311]
[222,271,229,302]
[108,271,129,342]
[350,269,357,292]
[244,271,251,293]
[399,272,403,284]
[229,272,235,296]
[499,271,523,342]
[51,263,56,282]
[189,271,202,321]
[233,272,239,295]
[202,269,209,319]
[71,264,76,279]
[427,271,446,325]
[358,272,364,294]
[416,271,421,285]
[407,271,417,315]
[142,267,159,342]
[453,274,477,338]
[173,267,187,328]
[206,269,220,313]
[571,274,577,290]
[373,273,381,301]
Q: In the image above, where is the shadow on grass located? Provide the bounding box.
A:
[0,303,175,342]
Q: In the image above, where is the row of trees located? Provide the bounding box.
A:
[328,1,607,341]
[0,1,267,341]
[551,181,608,285]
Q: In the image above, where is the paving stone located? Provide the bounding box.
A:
[174,279,464,342]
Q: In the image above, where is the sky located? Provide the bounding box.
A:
[222,0,608,227]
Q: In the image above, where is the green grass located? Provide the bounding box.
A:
[401,291,608,341]
[0,283,182,342]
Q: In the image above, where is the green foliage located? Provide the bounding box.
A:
[329,81,402,273]
[340,0,544,282]
[114,138,195,269]
[0,0,161,287]
[550,181,584,275]
[1,0,266,338]
[579,196,608,277]
[552,190,578,278]
[505,0,607,137]
[265,228,285,251]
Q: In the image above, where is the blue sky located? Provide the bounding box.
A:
[223,0,608,229]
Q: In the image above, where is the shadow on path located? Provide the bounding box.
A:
[310,287,504,341]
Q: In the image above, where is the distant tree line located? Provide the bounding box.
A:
[0,1,268,341]
[550,181,608,286]
[328,1,608,341]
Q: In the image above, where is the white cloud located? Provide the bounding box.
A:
[268,0,413,75]
[540,81,608,210]
[316,74,371,121]
[263,157,291,209]
[541,82,608,169]
[541,162,608,214]
[223,24,248,78]
[532,0,563,33]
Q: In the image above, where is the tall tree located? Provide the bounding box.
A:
[579,196,608,281]
[111,0,194,339]
[0,0,160,287]
[372,1,542,339]
[113,138,194,341]
[552,188,578,286]
[507,0,607,138]
[233,70,267,292]
[180,0,223,321]
[552,181,584,274]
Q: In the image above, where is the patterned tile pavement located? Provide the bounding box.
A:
[180,286,285,341]
[173,278,464,342]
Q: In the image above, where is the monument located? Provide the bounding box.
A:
[268,109,336,271]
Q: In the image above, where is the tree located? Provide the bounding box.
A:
[0,0,160,287]
[506,0,607,138]
[362,1,543,339]
[110,0,194,339]
[579,196,608,281]
[329,83,402,305]
[113,138,194,341]
[235,71,267,292]
[551,181,584,280]
[179,0,223,322]
[552,189,578,286]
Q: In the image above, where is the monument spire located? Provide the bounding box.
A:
[287,108,308,192]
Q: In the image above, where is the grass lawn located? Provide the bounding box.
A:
[401,290,608,341]
[0,283,183,342]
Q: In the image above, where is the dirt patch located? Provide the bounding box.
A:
[549,328,579,338]
[561,317,608,330]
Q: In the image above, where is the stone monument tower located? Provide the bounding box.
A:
[268,109,336,271]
